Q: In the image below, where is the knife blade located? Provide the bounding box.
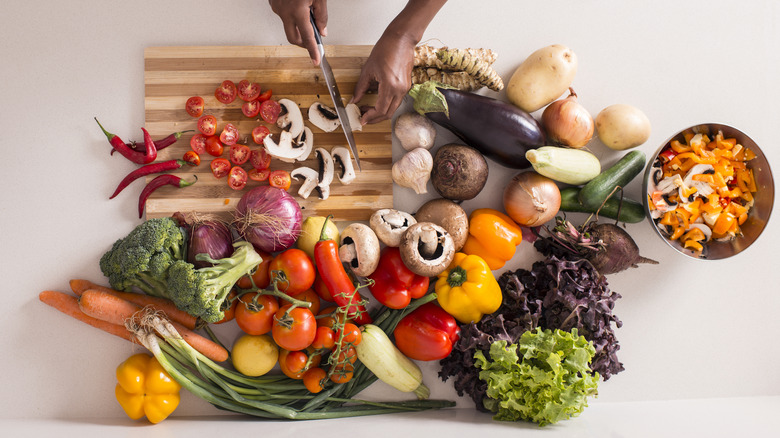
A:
[310,11,362,171]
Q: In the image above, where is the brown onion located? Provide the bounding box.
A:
[503,171,561,227]
[541,88,594,148]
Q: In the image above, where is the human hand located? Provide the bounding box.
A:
[351,33,416,125]
[268,0,328,65]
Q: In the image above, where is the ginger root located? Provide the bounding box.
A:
[411,44,503,92]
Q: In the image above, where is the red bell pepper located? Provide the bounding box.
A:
[393,302,460,361]
[367,247,429,310]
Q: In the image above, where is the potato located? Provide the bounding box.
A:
[595,104,651,150]
[506,44,578,113]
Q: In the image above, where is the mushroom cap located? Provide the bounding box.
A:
[414,198,469,251]
[399,222,455,277]
[369,209,416,247]
[338,223,381,277]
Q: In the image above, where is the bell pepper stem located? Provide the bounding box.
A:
[446,266,468,288]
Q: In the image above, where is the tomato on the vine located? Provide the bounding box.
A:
[260,100,282,124]
[269,169,291,190]
[302,367,327,393]
[237,251,272,290]
[190,134,207,154]
[338,323,362,346]
[272,305,317,351]
[285,350,309,374]
[210,158,230,179]
[335,345,358,364]
[237,79,261,102]
[197,115,217,136]
[250,146,271,169]
[182,150,200,166]
[228,166,248,190]
[251,126,271,145]
[229,144,251,165]
[220,123,239,146]
[297,288,321,315]
[215,80,237,104]
[242,100,261,118]
[205,135,223,157]
[235,293,279,336]
[268,248,315,296]
[248,168,270,181]
[185,96,204,117]
[311,326,336,350]
[279,348,321,380]
[329,363,354,384]
[317,306,347,330]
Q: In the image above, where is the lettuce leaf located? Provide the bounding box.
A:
[474,328,599,426]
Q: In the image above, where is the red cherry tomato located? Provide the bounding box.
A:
[272,305,317,351]
[268,248,316,296]
[190,134,207,154]
[298,288,321,315]
[242,100,261,118]
[269,169,291,190]
[248,168,270,181]
[219,123,239,146]
[311,326,336,350]
[228,166,248,190]
[210,158,230,179]
[329,363,354,384]
[235,293,279,336]
[257,89,273,102]
[205,135,223,157]
[215,80,237,104]
[237,80,261,102]
[260,100,282,124]
[197,115,217,136]
[251,126,271,145]
[185,96,204,117]
[279,348,321,380]
[250,147,271,170]
[229,144,251,165]
[237,251,273,290]
[182,150,200,166]
[338,323,362,346]
[302,367,327,393]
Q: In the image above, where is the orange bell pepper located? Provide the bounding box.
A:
[460,208,523,271]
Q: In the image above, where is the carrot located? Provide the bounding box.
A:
[69,279,197,330]
[38,290,138,344]
[78,290,228,362]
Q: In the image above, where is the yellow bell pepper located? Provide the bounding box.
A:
[435,252,502,324]
[460,208,523,270]
[115,353,181,424]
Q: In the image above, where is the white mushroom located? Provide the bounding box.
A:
[338,223,381,277]
[679,163,715,203]
[290,166,319,199]
[293,127,314,162]
[308,102,341,132]
[263,131,300,163]
[345,103,363,132]
[315,148,334,200]
[276,99,304,138]
[331,146,356,185]
[369,209,417,247]
[399,222,455,277]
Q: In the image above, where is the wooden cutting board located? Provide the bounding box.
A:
[143,45,392,221]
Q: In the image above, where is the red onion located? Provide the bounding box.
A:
[188,220,234,268]
[234,186,302,253]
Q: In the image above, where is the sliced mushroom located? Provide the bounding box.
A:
[399,222,455,277]
[414,198,469,251]
[309,102,341,132]
[293,127,314,162]
[345,103,363,132]
[369,209,417,247]
[331,146,356,185]
[338,223,381,277]
[263,130,302,163]
[290,166,319,199]
[679,163,715,203]
[314,148,334,200]
[276,99,304,138]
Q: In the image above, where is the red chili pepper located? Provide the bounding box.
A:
[95,118,156,164]
[111,130,194,156]
[367,247,429,309]
[138,174,197,218]
[393,302,460,361]
[313,216,371,325]
[110,159,189,199]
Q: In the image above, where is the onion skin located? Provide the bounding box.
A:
[235,186,302,253]
[188,220,234,268]
[541,88,594,148]
[503,171,561,227]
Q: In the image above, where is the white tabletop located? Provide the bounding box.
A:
[2,0,779,435]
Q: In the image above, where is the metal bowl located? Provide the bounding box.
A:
[643,123,774,260]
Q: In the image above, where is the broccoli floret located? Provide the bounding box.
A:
[165,241,262,323]
[99,217,187,297]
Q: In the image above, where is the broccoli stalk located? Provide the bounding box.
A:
[165,241,262,323]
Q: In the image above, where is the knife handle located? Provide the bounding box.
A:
[309,10,324,56]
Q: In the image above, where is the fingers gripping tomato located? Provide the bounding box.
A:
[368,247,429,309]
[393,302,460,361]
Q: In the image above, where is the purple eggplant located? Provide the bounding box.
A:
[408,83,545,169]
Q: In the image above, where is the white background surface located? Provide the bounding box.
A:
[2,0,779,435]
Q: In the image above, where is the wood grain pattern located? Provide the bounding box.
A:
[143,45,392,221]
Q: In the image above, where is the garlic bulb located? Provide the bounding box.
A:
[392,148,434,194]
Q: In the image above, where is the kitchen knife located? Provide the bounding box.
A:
[309,11,362,171]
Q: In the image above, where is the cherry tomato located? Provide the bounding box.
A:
[260,100,282,124]
[298,288,321,315]
[317,306,347,330]
[214,289,238,324]
[237,251,273,289]
[198,115,217,136]
[257,89,273,102]
[229,144,250,165]
[228,166,248,190]
[268,248,316,296]
[215,80,237,104]
[329,363,354,384]
[210,158,230,179]
[335,345,358,364]
[235,293,279,336]
[182,150,200,166]
[272,305,317,351]
[338,323,362,346]
[248,168,270,181]
[313,275,334,302]
[285,350,309,374]
[251,126,271,145]
[279,348,321,380]
[219,123,239,146]
[190,134,207,154]
[250,147,272,170]
[237,79,261,102]
[205,135,223,157]
[302,367,327,393]
[311,326,336,350]
[269,169,291,190]
[185,96,204,117]
[242,100,261,118]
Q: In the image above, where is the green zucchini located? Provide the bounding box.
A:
[526,146,601,185]
[559,187,646,223]
[578,150,647,209]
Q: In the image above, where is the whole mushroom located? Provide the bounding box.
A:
[399,222,455,277]
[369,209,417,247]
[414,198,469,251]
[338,223,381,277]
